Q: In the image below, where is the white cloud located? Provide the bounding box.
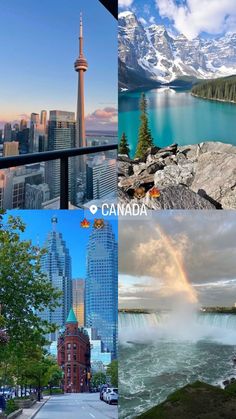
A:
[119,0,133,7]
[156,0,236,39]
[149,16,156,24]
[139,17,147,25]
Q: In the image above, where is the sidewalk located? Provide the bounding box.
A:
[18,397,50,419]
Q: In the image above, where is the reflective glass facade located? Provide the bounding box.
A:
[40,218,72,330]
[85,222,118,358]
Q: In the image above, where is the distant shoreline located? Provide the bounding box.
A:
[119,307,236,314]
[191,92,236,105]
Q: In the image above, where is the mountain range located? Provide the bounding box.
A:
[119,11,236,89]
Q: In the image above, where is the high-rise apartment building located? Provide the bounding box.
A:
[20,119,28,131]
[85,222,118,358]
[46,111,76,199]
[40,217,72,332]
[0,164,44,209]
[30,113,40,125]
[29,112,47,153]
[72,279,85,326]
[25,183,50,209]
[4,123,12,141]
[3,141,19,157]
[40,110,47,130]
[86,157,117,200]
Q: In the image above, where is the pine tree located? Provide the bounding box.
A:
[118,132,130,156]
[135,93,154,159]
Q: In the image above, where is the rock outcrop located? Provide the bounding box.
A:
[118,142,236,209]
[136,381,236,419]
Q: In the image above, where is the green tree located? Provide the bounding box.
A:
[118,132,130,156]
[0,212,61,346]
[0,212,62,391]
[47,363,63,394]
[135,93,154,159]
[23,355,60,401]
[107,360,118,387]
[91,372,106,389]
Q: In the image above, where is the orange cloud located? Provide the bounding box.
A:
[86,107,118,129]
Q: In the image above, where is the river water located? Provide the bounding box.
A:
[119,312,236,418]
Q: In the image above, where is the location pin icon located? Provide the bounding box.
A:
[90,205,98,215]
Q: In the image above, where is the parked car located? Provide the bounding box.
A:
[0,388,13,399]
[106,388,118,405]
[103,387,118,403]
[99,385,108,401]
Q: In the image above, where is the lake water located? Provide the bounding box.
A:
[119,312,236,419]
[119,88,236,157]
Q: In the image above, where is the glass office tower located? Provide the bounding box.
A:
[85,221,118,358]
[40,216,72,331]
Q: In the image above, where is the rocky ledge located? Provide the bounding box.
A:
[136,381,236,419]
[118,142,236,210]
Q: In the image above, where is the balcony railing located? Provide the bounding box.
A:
[0,144,118,209]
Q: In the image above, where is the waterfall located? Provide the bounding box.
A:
[118,312,162,329]
[197,313,236,330]
[119,312,236,345]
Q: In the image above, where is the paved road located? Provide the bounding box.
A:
[35,393,118,419]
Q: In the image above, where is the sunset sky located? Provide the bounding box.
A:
[0,0,117,131]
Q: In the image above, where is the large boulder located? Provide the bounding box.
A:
[118,185,216,209]
[144,185,216,209]
[191,151,236,209]
[154,162,194,188]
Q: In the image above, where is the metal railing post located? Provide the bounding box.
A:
[60,156,69,209]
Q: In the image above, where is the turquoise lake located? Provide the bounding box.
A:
[119,88,236,157]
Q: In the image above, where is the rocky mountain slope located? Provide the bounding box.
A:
[119,11,236,88]
[118,142,236,210]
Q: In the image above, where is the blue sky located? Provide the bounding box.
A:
[6,210,118,279]
[119,0,236,40]
[0,0,117,131]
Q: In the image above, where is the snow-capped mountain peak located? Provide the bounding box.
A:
[119,11,236,85]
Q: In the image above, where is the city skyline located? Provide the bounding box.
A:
[7,210,118,279]
[0,0,117,131]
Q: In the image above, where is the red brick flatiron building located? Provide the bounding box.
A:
[57,308,91,393]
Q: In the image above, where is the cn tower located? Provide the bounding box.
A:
[74,13,88,148]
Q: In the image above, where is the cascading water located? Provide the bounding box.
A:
[119,312,236,419]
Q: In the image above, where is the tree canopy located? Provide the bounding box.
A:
[0,212,62,396]
[192,76,236,103]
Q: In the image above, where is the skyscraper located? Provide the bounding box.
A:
[72,279,85,326]
[86,157,117,200]
[40,217,72,333]
[85,222,118,358]
[4,123,12,141]
[3,141,19,157]
[74,14,88,148]
[40,110,47,130]
[30,113,40,125]
[46,111,76,199]
[20,119,28,131]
